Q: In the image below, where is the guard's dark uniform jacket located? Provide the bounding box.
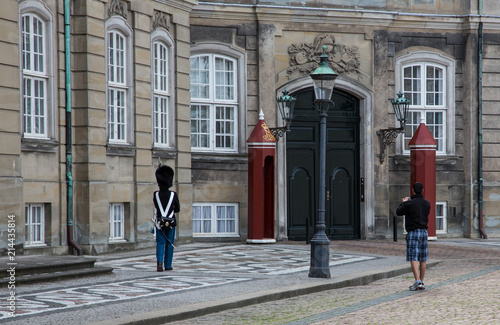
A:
[153,187,180,227]
[396,193,430,232]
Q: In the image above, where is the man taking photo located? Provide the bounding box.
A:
[396,182,430,291]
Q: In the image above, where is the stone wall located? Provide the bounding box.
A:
[0,0,24,254]
[70,0,196,254]
[480,31,500,237]
[0,0,196,256]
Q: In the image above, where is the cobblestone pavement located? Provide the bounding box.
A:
[166,240,500,325]
[0,244,380,324]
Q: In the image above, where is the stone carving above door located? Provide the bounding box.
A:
[286,34,360,80]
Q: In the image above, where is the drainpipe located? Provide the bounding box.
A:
[477,0,487,239]
[65,0,83,255]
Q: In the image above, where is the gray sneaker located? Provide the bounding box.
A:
[409,281,421,291]
[418,281,425,290]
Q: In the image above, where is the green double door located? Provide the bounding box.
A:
[286,88,360,241]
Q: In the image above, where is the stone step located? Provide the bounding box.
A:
[0,255,114,286]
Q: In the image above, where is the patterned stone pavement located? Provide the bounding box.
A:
[0,275,250,320]
[0,245,376,322]
[97,245,375,275]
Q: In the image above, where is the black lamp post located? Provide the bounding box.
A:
[309,45,338,278]
[376,91,411,163]
[270,88,297,140]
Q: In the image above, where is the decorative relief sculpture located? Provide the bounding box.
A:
[153,11,170,31]
[262,123,276,142]
[108,0,127,19]
[286,34,360,80]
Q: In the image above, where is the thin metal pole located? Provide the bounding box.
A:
[317,102,327,234]
[65,0,82,255]
[393,216,397,242]
[477,21,487,239]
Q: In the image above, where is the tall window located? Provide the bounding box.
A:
[193,203,238,236]
[107,30,127,143]
[190,54,238,152]
[152,41,170,146]
[395,51,455,156]
[21,13,47,138]
[109,203,125,240]
[25,204,45,246]
[402,63,446,153]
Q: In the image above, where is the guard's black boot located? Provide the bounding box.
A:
[157,262,163,272]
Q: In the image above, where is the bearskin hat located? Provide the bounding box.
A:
[155,165,174,188]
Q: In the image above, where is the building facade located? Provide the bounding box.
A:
[1,0,499,256]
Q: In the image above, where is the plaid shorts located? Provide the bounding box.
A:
[406,229,428,262]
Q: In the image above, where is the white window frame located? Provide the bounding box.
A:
[108,87,127,142]
[189,43,247,154]
[395,51,455,156]
[191,103,237,152]
[25,204,45,246]
[151,30,175,148]
[435,201,448,234]
[402,201,447,235]
[109,203,125,241]
[192,203,239,237]
[19,1,55,140]
[105,16,134,145]
[190,54,238,153]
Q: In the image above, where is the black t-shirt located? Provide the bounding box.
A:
[396,193,430,232]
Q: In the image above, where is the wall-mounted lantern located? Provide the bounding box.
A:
[376,91,411,163]
[270,89,296,140]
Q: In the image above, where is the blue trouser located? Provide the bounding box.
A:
[156,227,175,268]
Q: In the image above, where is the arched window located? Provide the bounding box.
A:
[395,51,455,156]
[151,30,174,148]
[20,1,54,140]
[105,16,133,145]
[190,53,239,152]
[107,30,126,142]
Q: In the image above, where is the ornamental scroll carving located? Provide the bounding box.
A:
[108,0,127,19]
[153,11,170,31]
[286,34,360,80]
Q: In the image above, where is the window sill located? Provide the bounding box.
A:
[393,154,459,165]
[25,243,47,248]
[192,153,247,164]
[106,144,137,156]
[152,148,178,159]
[108,239,127,243]
[22,138,58,153]
[192,153,248,171]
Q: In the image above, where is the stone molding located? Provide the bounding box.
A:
[21,138,59,153]
[153,11,170,31]
[108,0,127,19]
[286,34,360,80]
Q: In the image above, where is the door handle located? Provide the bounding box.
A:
[360,177,365,202]
[327,190,330,201]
